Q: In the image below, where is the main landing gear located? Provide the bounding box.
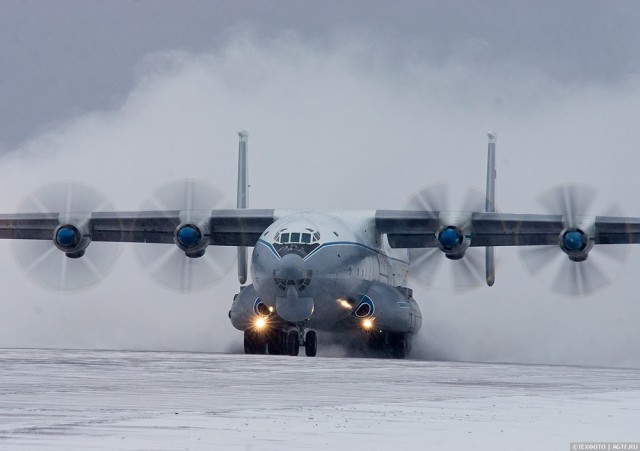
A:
[366,331,409,359]
[304,330,317,357]
[243,327,317,357]
[244,329,267,355]
[388,332,408,359]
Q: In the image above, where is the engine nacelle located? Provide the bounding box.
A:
[174,211,212,258]
[54,214,92,258]
[229,284,272,331]
[436,225,471,259]
[356,283,421,333]
[352,295,375,318]
[559,227,593,262]
[436,212,472,260]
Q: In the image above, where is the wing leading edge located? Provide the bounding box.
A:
[0,209,276,247]
[376,210,640,248]
[5,209,637,249]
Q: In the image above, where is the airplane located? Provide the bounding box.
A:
[1,130,639,359]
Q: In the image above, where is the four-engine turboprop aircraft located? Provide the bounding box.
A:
[2,131,640,358]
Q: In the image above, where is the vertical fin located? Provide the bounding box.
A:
[237,130,249,285]
[485,131,497,286]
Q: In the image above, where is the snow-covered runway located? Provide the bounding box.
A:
[0,349,638,450]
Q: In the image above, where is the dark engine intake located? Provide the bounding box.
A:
[436,225,470,260]
[174,221,211,258]
[559,227,593,262]
[54,223,91,258]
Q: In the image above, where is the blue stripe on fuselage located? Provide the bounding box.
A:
[256,239,282,259]
[255,239,409,265]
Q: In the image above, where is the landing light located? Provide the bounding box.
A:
[362,318,374,330]
[254,317,267,330]
[337,298,352,310]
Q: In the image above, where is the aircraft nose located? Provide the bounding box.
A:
[273,255,315,322]
[275,254,306,280]
[273,254,312,292]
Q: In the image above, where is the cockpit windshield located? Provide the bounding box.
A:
[274,228,320,245]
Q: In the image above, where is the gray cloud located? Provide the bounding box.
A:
[2,1,640,149]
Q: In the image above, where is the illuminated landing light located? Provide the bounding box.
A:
[337,298,352,310]
[362,318,374,330]
[254,317,267,331]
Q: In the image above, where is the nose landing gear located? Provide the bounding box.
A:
[244,325,318,357]
[286,327,317,357]
[286,330,300,356]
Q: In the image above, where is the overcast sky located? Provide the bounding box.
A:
[3,0,640,150]
[1,1,640,367]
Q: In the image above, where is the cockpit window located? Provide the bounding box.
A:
[276,228,320,244]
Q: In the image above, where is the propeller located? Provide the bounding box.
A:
[134,179,235,293]
[11,182,123,291]
[518,184,629,296]
[405,184,489,291]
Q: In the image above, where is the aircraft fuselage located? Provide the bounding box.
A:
[230,211,422,337]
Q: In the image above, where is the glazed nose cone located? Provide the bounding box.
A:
[275,253,306,281]
[273,254,314,322]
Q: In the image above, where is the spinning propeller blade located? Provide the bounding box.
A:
[134,179,235,293]
[11,182,122,291]
[519,184,629,296]
[405,184,487,291]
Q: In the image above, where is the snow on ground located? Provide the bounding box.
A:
[0,349,638,450]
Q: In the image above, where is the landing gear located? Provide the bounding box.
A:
[362,331,409,359]
[285,328,318,357]
[267,330,286,355]
[388,332,408,359]
[304,330,317,357]
[366,331,385,351]
[244,330,267,354]
[245,326,317,357]
[287,330,300,356]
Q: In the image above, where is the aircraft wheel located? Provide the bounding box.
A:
[244,330,266,355]
[305,330,317,357]
[268,331,286,355]
[388,332,407,359]
[367,332,384,350]
[287,330,300,356]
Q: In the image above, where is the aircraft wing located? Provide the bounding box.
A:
[376,209,640,291]
[375,210,640,248]
[0,209,276,247]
